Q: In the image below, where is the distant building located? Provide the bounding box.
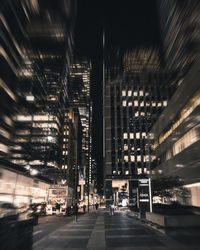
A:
[62,107,81,192]
[91,158,97,190]
[69,60,93,198]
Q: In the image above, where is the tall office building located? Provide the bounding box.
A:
[0,0,77,183]
[148,0,200,207]
[61,107,81,192]
[69,60,92,196]
[150,60,200,207]
[104,48,177,204]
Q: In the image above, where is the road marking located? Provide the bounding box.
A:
[33,230,42,235]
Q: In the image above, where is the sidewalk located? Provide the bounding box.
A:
[33,208,200,250]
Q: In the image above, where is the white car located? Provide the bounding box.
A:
[0,201,18,220]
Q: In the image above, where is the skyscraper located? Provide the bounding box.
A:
[104,48,177,205]
[69,60,93,198]
[0,0,77,182]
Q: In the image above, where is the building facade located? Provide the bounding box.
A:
[149,60,200,207]
[104,48,177,205]
[69,60,93,199]
[61,107,81,193]
[0,1,77,186]
[157,0,200,72]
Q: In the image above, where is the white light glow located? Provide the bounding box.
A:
[26,95,35,102]
[30,169,39,176]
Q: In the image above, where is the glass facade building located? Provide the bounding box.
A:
[0,0,77,186]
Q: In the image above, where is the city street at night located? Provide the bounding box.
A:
[1,0,200,249]
[32,208,200,250]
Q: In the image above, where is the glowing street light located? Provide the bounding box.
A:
[25,165,31,170]
[30,169,39,176]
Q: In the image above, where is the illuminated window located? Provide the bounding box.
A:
[125,170,129,175]
[130,155,135,162]
[128,90,132,96]
[122,100,127,106]
[163,100,167,106]
[62,165,67,169]
[124,156,128,162]
[137,168,142,174]
[123,133,128,139]
[134,100,138,106]
[137,155,141,161]
[142,132,146,138]
[166,150,172,160]
[0,143,8,153]
[136,133,140,139]
[151,102,155,107]
[155,89,200,149]
[124,144,128,150]
[173,125,199,156]
[16,115,32,121]
[128,102,132,106]
[139,90,143,96]
[140,101,144,107]
[26,95,35,102]
[134,91,138,96]
[122,90,126,96]
[130,133,134,139]
[0,128,10,139]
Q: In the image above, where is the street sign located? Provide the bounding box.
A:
[138,177,152,214]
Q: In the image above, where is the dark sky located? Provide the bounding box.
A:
[74,0,160,190]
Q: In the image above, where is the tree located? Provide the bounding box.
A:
[119,184,129,199]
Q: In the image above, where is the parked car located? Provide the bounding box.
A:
[46,204,57,215]
[0,201,18,221]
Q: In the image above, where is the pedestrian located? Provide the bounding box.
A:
[73,203,78,222]
[83,204,86,213]
[55,202,60,216]
[111,203,114,215]
[95,203,98,212]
